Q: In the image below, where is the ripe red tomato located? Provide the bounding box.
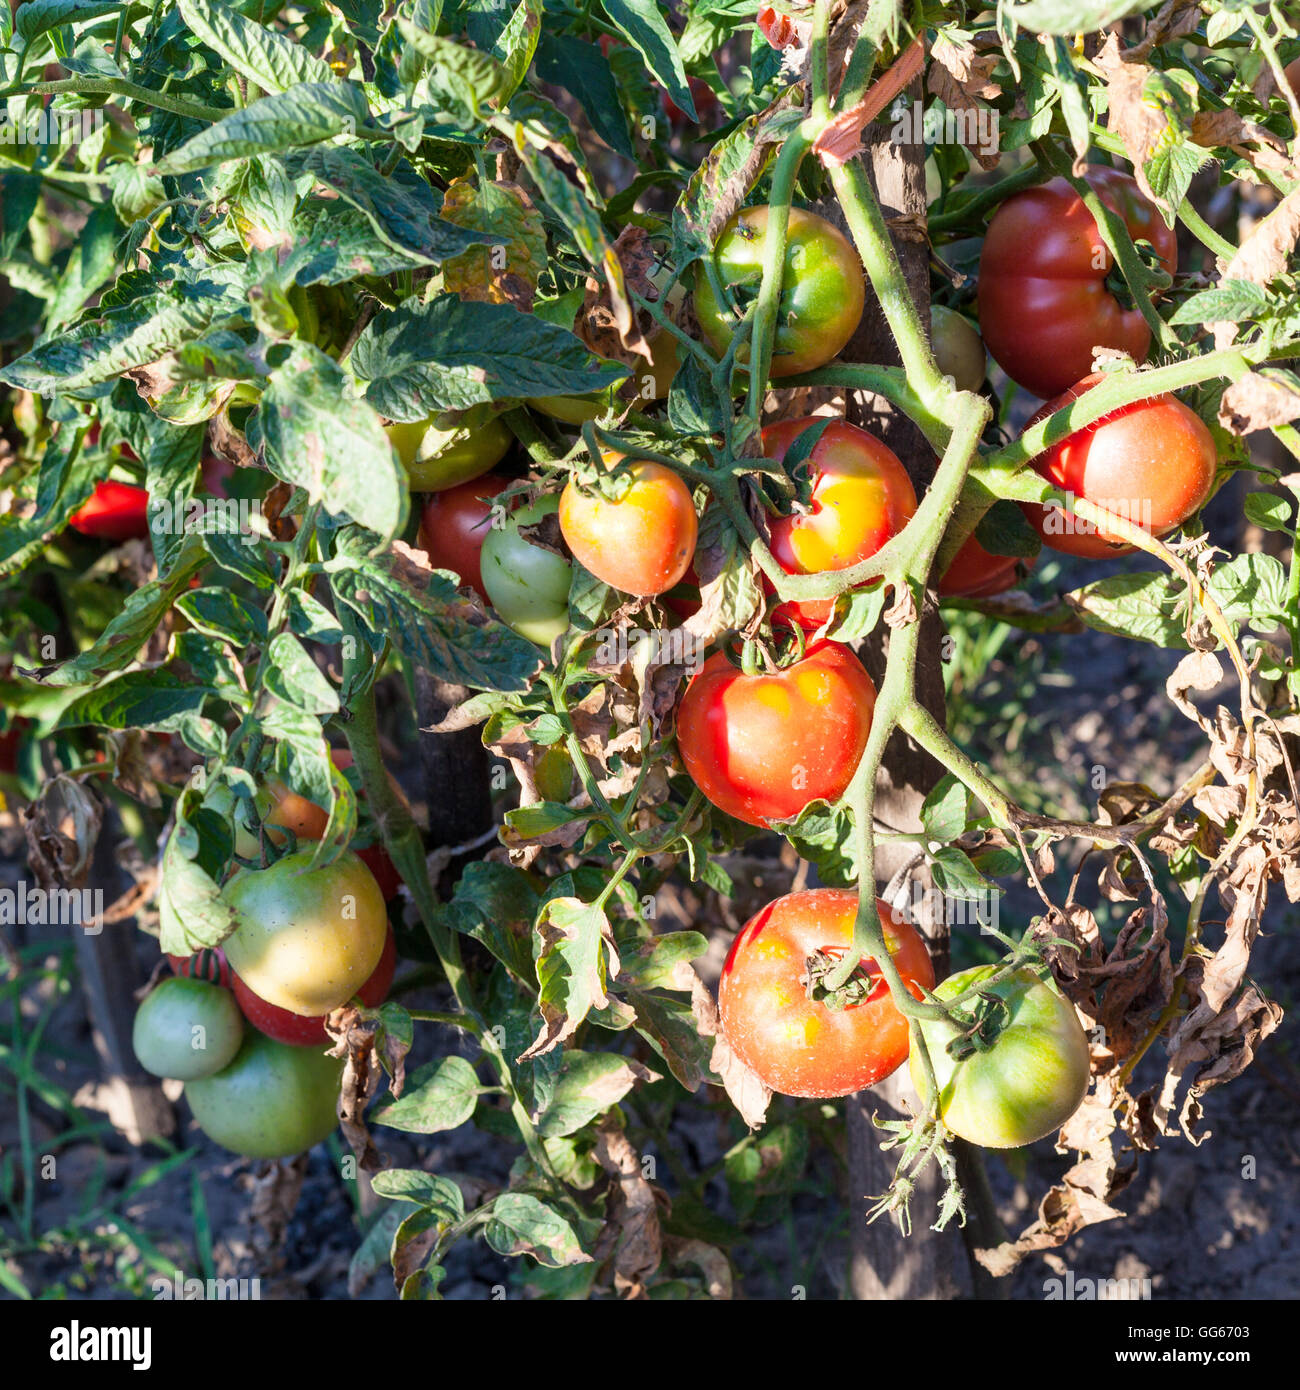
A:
[232,925,396,1046]
[676,641,875,827]
[719,889,935,1098]
[1286,56,1300,103]
[694,207,865,378]
[762,417,917,627]
[167,946,232,989]
[977,166,1177,400]
[1023,373,1217,558]
[909,965,1090,1148]
[0,718,27,776]
[418,472,507,603]
[68,480,150,541]
[559,457,697,597]
[939,534,1032,598]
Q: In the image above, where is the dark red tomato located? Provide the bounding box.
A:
[232,925,396,1047]
[1286,57,1300,103]
[939,534,1033,598]
[718,888,935,1098]
[661,76,719,129]
[978,166,1177,400]
[68,480,150,541]
[418,472,507,603]
[0,718,27,775]
[763,417,917,627]
[663,561,702,619]
[1022,373,1217,558]
[167,946,232,989]
[676,641,876,827]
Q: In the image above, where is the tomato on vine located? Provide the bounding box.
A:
[930,306,986,393]
[222,848,388,1017]
[1023,373,1217,557]
[718,889,935,1098]
[909,965,1091,1148]
[132,976,244,1081]
[977,167,1177,400]
[675,640,875,827]
[185,1031,344,1159]
[386,412,512,492]
[232,925,396,1047]
[762,417,917,627]
[694,207,865,377]
[939,534,1032,599]
[559,455,697,597]
[479,494,573,647]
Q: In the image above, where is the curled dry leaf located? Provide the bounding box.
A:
[1218,371,1300,437]
[593,1119,663,1298]
[577,223,659,367]
[23,775,103,892]
[326,1005,391,1173]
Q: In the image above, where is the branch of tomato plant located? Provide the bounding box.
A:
[0,77,229,124]
[339,634,566,1192]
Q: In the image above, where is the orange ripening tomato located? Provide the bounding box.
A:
[718,889,935,1098]
[558,456,698,597]
[1022,374,1217,558]
[763,417,917,627]
[675,641,875,827]
[977,166,1177,400]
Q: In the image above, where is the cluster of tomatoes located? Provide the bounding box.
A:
[132,758,400,1158]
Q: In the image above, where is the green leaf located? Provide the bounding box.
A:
[628,989,713,1091]
[155,83,372,174]
[1007,0,1150,35]
[535,1051,651,1137]
[329,529,540,693]
[600,0,694,119]
[252,342,406,539]
[1243,491,1295,534]
[920,775,968,844]
[371,1056,481,1133]
[175,587,268,646]
[491,0,542,103]
[482,1192,593,1267]
[618,931,707,990]
[523,896,616,1058]
[15,0,119,44]
[352,294,625,416]
[533,33,634,160]
[263,632,339,714]
[0,282,245,395]
[177,0,333,94]
[1170,280,1272,326]
[370,1170,466,1212]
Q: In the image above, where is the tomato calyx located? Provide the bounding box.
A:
[802,947,882,1012]
[943,987,1014,1060]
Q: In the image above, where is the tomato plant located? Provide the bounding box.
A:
[694,207,865,377]
[1,0,1294,1307]
[718,889,934,1098]
[1023,373,1218,557]
[676,642,876,826]
[978,167,1177,399]
[222,849,388,1017]
[184,1031,345,1160]
[559,457,697,597]
[762,417,917,626]
[909,966,1092,1149]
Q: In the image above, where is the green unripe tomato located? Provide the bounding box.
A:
[222,849,388,1017]
[386,415,512,492]
[909,965,1091,1149]
[132,977,244,1081]
[931,306,986,393]
[185,1031,343,1159]
[479,495,572,647]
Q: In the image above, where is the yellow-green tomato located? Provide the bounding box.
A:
[386,415,512,492]
[479,495,572,647]
[185,1031,343,1159]
[909,966,1091,1149]
[931,306,986,393]
[222,849,388,1017]
[529,386,618,425]
[132,977,243,1081]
